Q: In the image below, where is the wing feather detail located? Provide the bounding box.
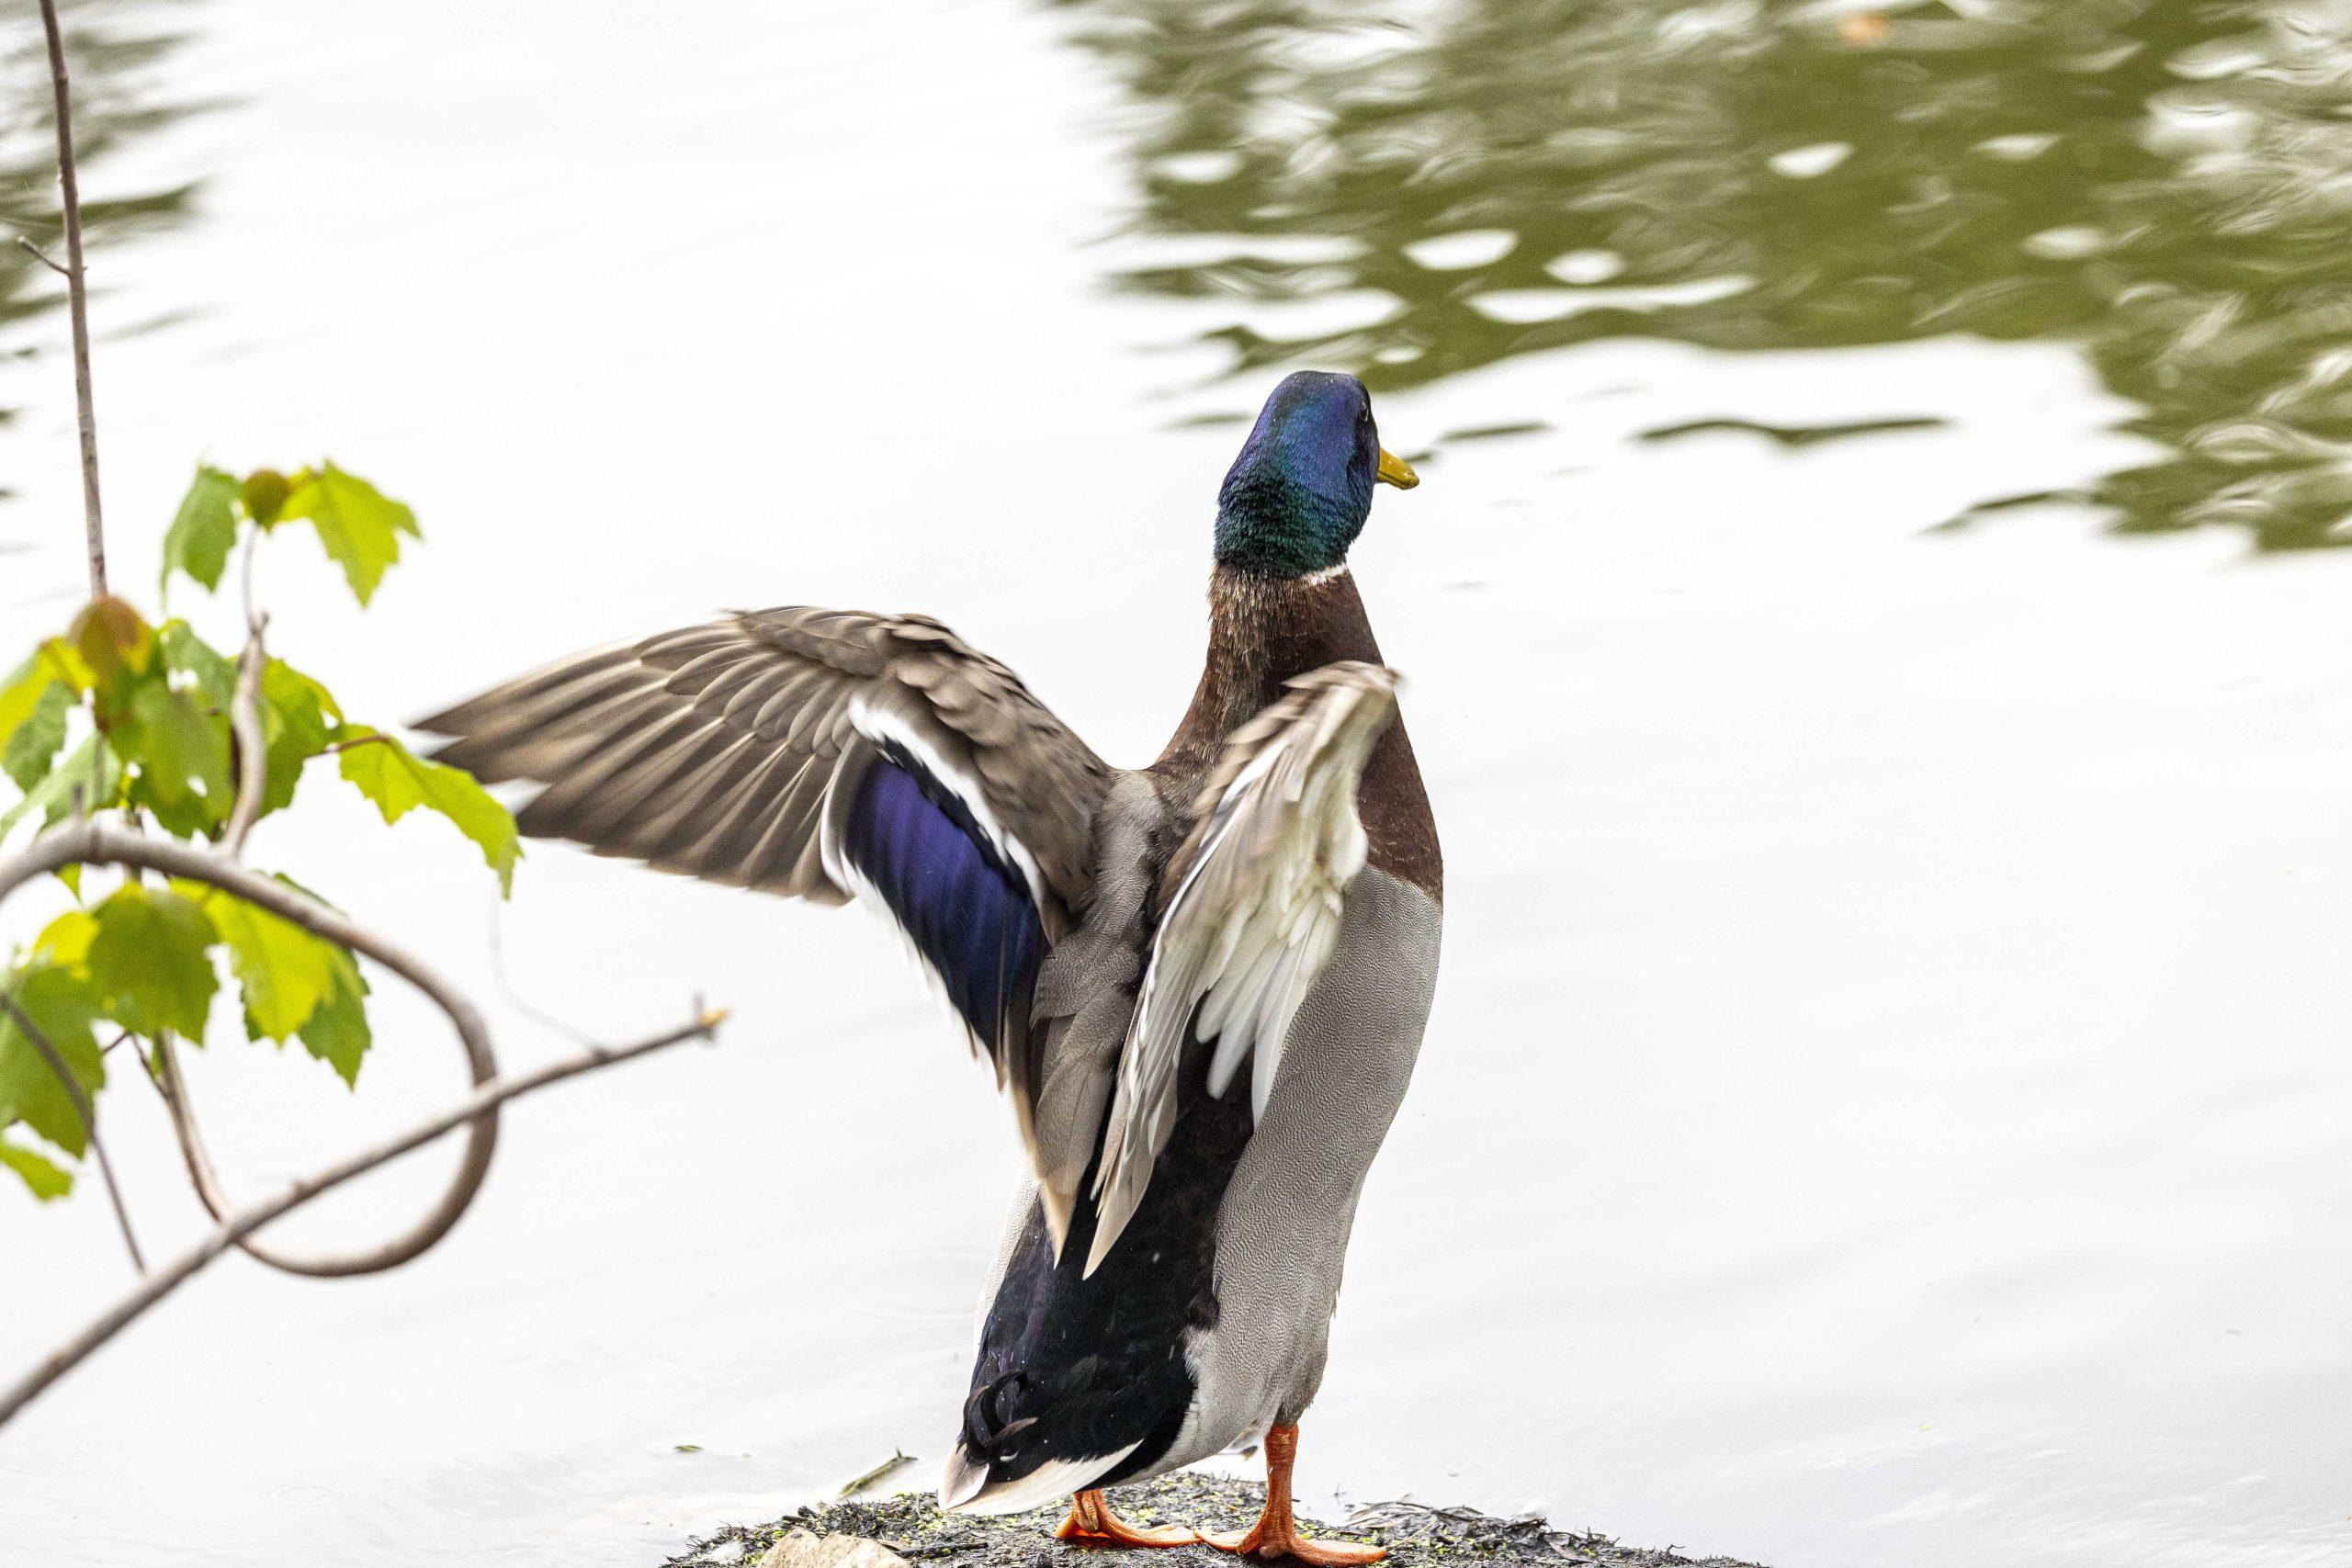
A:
[1083,660,1401,1275]
[423,608,1106,918]
[418,607,1112,1229]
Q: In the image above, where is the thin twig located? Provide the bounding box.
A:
[0,1008,725,1429]
[239,513,261,628]
[839,1450,917,1497]
[486,898,599,1048]
[0,989,144,1273]
[220,534,268,856]
[318,731,391,757]
[35,0,106,596]
[0,818,504,1275]
[14,234,66,276]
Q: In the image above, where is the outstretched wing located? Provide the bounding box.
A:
[1085,660,1401,1274]
[418,607,1111,1192]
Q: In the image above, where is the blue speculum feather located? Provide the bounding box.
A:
[840,754,1042,1045]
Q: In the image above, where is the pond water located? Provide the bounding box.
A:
[4,2,2350,1565]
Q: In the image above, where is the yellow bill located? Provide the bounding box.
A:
[1375,447,1420,490]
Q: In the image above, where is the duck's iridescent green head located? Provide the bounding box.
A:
[1215,371,1419,579]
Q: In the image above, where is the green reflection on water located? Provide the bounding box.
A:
[1058,0,2352,550]
[2,0,205,502]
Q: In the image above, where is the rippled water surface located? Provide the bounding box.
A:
[4,3,2350,1565]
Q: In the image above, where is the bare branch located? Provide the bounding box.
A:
[14,234,66,276]
[150,1015,489,1280]
[0,1007,725,1429]
[35,0,107,596]
[149,1031,256,1243]
[0,818,503,1275]
[0,988,143,1274]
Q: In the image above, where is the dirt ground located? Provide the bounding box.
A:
[662,1472,1770,1568]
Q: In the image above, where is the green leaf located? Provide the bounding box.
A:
[162,465,242,592]
[70,596,156,702]
[258,659,337,814]
[191,885,336,1043]
[71,598,161,736]
[265,659,342,727]
[0,654,66,768]
[282,463,420,606]
[176,880,372,1085]
[296,947,371,1087]
[34,907,98,967]
[0,963,104,1157]
[0,731,122,838]
[115,678,232,837]
[3,680,70,793]
[337,728,518,894]
[0,1135,72,1200]
[85,884,219,1040]
[155,629,343,828]
[32,637,96,696]
[158,620,239,710]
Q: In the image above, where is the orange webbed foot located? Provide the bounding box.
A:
[1199,1522,1386,1565]
[1197,1423,1387,1566]
[1055,1489,1199,1550]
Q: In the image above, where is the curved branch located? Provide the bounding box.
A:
[152,1028,453,1279]
[149,554,418,1273]
[0,1007,724,1430]
[0,818,502,1275]
[165,576,488,1276]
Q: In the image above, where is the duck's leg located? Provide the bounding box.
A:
[1199,1425,1385,1566]
[1055,1488,1198,1549]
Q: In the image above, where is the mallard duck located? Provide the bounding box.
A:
[422,370,1441,1564]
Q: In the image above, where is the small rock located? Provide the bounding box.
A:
[757,1529,911,1568]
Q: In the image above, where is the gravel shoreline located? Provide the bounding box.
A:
[662,1473,1769,1568]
